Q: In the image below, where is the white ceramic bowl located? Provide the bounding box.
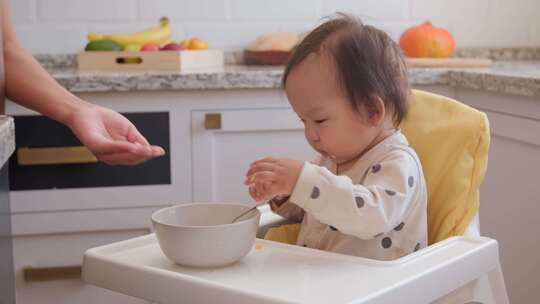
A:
[151,203,261,267]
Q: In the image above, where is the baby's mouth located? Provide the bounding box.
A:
[316,149,337,160]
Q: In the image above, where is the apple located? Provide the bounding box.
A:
[141,43,160,51]
[160,43,182,51]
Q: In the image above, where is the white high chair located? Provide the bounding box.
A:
[82,91,509,303]
[81,207,507,304]
[256,206,507,304]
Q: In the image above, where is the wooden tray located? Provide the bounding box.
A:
[78,50,224,72]
[244,50,291,65]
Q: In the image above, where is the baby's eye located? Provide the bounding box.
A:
[315,119,328,124]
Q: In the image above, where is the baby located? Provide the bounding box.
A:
[245,14,427,260]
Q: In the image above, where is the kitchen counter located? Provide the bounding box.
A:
[0,116,15,168]
[0,115,15,304]
[47,61,540,98]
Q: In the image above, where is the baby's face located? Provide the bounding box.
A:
[285,52,382,165]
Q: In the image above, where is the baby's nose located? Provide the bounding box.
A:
[305,127,319,142]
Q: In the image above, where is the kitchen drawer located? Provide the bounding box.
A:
[11,206,162,236]
[13,229,151,304]
[9,112,170,190]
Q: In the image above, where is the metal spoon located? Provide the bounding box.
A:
[231,201,267,223]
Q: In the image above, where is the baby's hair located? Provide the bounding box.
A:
[283,13,410,126]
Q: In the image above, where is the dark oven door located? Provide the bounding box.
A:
[9,112,170,190]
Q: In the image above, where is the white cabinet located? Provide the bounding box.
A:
[11,206,159,304]
[7,86,540,303]
[191,107,315,203]
[14,230,150,304]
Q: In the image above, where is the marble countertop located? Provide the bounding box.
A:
[47,61,540,98]
[0,116,15,168]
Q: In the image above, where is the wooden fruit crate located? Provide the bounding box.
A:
[78,50,224,72]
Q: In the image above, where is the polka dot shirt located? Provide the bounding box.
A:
[272,130,428,260]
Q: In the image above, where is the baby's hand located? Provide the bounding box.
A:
[244,157,303,201]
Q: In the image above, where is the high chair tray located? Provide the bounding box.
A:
[83,234,501,304]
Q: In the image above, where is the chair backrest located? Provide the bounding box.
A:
[401,90,490,244]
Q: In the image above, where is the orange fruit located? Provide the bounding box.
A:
[179,37,209,50]
[189,37,209,50]
[399,21,455,58]
[180,39,191,49]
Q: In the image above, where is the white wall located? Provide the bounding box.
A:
[10,0,540,54]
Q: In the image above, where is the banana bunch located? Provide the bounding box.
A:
[88,17,172,47]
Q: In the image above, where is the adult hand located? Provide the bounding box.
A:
[244,157,303,201]
[67,103,165,165]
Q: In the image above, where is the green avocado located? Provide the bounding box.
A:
[85,40,123,51]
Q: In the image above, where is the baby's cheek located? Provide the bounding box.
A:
[322,129,341,147]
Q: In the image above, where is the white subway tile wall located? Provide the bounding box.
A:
[9,0,35,23]
[139,0,230,21]
[9,0,540,53]
[14,24,89,53]
[37,0,137,22]
[322,0,409,21]
[532,24,540,46]
[232,0,320,21]
[185,22,280,51]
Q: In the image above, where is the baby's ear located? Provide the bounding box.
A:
[368,96,386,126]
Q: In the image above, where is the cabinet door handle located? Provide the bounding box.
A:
[204,113,221,130]
[23,265,82,282]
[17,146,98,166]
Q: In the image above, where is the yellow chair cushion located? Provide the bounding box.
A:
[265,89,490,246]
[401,90,490,244]
[263,223,301,245]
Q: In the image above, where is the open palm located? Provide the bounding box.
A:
[67,104,165,165]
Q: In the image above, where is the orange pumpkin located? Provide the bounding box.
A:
[399,22,455,58]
